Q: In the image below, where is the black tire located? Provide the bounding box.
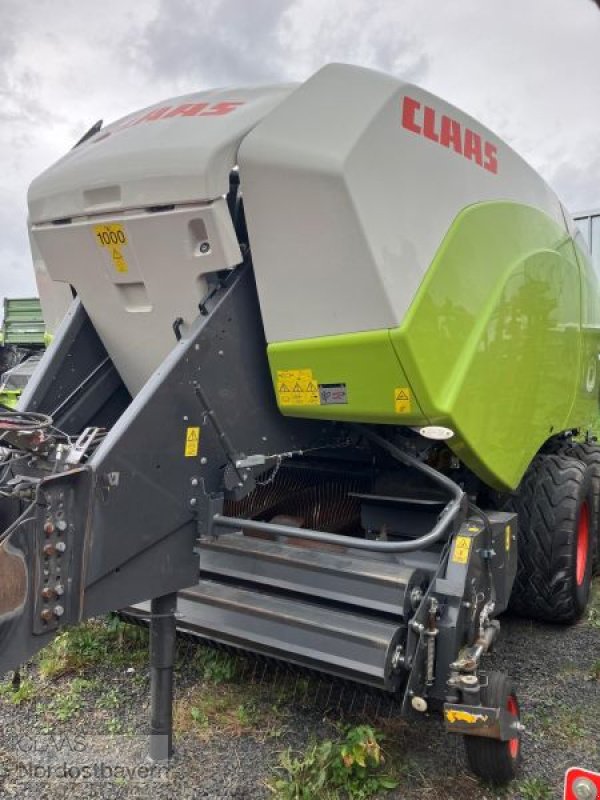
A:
[464,671,521,785]
[508,454,594,623]
[549,440,600,575]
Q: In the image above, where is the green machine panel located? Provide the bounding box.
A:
[268,202,600,490]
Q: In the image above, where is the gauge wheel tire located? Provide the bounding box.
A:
[508,454,594,623]
[464,671,521,785]
[549,440,600,575]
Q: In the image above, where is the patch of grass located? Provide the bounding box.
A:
[588,659,600,681]
[587,577,600,628]
[0,676,38,705]
[186,647,239,684]
[269,725,397,800]
[41,677,95,723]
[175,683,283,741]
[539,706,587,744]
[105,717,124,735]
[560,716,586,740]
[95,687,122,710]
[556,663,583,678]
[518,777,553,800]
[36,616,148,679]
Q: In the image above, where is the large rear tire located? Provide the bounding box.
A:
[549,440,600,575]
[464,671,521,785]
[509,454,594,623]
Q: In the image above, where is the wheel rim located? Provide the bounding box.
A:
[576,501,590,587]
[506,695,520,759]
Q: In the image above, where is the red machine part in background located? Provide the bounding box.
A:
[565,768,600,800]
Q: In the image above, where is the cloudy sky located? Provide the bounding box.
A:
[2,0,600,301]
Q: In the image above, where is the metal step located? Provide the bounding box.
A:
[134,579,405,690]
[198,532,422,617]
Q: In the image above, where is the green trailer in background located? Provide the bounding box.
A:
[0,297,47,348]
[0,297,49,408]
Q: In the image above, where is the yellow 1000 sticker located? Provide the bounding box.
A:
[93,223,129,274]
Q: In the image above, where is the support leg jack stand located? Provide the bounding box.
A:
[149,592,177,762]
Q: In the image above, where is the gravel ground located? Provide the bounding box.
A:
[0,579,597,800]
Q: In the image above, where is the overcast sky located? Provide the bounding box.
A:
[2,0,600,300]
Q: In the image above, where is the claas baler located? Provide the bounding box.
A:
[0,64,598,784]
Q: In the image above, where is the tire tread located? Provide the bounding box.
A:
[508,454,593,622]
[464,671,520,785]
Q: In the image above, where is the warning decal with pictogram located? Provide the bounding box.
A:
[276,369,321,406]
[184,426,201,457]
[394,387,412,414]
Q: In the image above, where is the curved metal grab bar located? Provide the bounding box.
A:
[211,427,466,553]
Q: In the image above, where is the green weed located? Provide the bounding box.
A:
[518,777,553,800]
[43,677,95,722]
[95,687,122,710]
[0,677,37,705]
[270,725,397,800]
[188,647,238,684]
[37,616,148,679]
[106,717,124,734]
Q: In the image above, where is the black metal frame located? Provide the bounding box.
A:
[0,263,333,671]
[0,260,519,767]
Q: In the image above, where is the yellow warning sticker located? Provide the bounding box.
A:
[394,387,411,414]
[276,369,320,406]
[184,426,200,457]
[505,524,511,552]
[452,535,471,564]
[93,223,129,274]
[445,708,489,725]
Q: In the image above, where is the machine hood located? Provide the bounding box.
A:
[28,84,297,223]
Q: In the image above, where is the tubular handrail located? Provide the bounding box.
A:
[211,427,466,553]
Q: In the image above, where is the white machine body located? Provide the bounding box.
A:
[28,64,565,395]
[28,85,293,394]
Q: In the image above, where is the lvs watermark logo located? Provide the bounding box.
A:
[5,733,170,783]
